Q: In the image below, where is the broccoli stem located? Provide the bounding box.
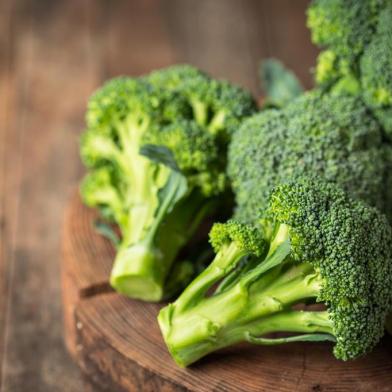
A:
[231,310,333,345]
[111,179,215,301]
[158,232,332,366]
[208,110,226,134]
[173,242,249,313]
[110,117,197,301]
[191,100,208,127]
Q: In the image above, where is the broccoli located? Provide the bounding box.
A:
[147,65,257,138]
[307,0,379,60]
[228,90,391,223]
[360,5,392,139]
[80,66,257,301]
[158,178,392,367]
[306,1,392,331]
[308,1,392,140]
[307,0,383,90]
[313,50,361,95]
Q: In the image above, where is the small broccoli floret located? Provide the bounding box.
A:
[228,90,390,223]
[314,50,361,94]
[80,67,256,301]
[360,5,392,139]
[209,220,265,257]
[80,167,123,223]
[313,50,337,86]
[158,178,392,366]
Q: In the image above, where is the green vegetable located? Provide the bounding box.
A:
[360,4,392,138]
[308,0,392,139]
[80,65,257,301]
[147,65,257,138]
[259,59,303,108]
[158,178,392,367]
[307,0,392,331]
[228,90,391,223]
[307,0,382,88]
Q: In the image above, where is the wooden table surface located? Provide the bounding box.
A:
[0,1,317,390]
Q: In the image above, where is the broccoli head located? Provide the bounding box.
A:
[307,0,386,91]
[360,5,392,139]
[307,0,380,59]
[80,66,257,301]
[228,90,390,223]
[158,178,392,366]
[308,0,392,141]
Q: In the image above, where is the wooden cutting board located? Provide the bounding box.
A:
[61,191,392,392]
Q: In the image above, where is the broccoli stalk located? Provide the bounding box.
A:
[158,178,392,367]
[110,154,214,301]
[110,160,188,300]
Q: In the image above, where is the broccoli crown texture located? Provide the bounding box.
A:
[158,178,392,366]
[307,0,387,87]
[147,65,258,138]
[85,77,190,133]
[142,119,225,196]
[80,66,256,301]
[360,5,392,137]
[307,0,381,61]
[313,50,361,94]
[228,90,389,223]
[308,0,392,140]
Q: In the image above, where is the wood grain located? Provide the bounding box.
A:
[163,0,317,95]
[0,1,98,390]
[63,194,392,392]
[0,0,176,389]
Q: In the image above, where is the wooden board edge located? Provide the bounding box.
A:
[73,294,186,392]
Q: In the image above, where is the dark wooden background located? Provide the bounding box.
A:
[0,0,317,390]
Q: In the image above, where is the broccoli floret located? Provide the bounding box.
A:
[142,120,226,196]
[314,50,361,94]
[158,178,392,367]
[307,0,382,86]
[360,5,392,139]
[228,90,390,223]
[80,67,256,301]
[308,0,392,140]
[307,0,379,59]
[147,64,258,138]
[80,167,123,223]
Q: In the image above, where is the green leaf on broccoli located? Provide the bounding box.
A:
[260,58,303,108]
